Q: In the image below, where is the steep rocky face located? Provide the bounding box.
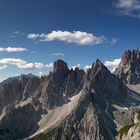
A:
[33,60,69,110]
[116,110,140,140]
[85,59,127,105]
[64,67,85,97]
[0,75,40,112]
[0,75,41,140]
[114,48,140,84]
[0,60,75,140]
[34,60,85,110]
[52,60,69,89]
[31,59,129,140]
[0,103,40,140]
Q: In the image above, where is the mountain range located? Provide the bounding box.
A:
[1,49,140,140]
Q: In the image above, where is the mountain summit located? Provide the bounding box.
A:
[114,48,140,84]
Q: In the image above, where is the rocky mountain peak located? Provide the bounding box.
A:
[121,48,140,65]
[53,59,69,73]
[50,60,69,90]
[114,48,140,84]
[34,59,85,110]
[121,49,131,65]
[85,59,127,105]
[88,59,110,79]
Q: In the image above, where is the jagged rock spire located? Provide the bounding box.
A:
[85,59,127,104]
[53,59,69,73]
[114,48,140,84]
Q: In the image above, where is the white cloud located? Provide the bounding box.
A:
[27,30,106,45]
[51,53,64,56]
[0,47,28,52]
[0,65,8,71]
[104,58,121,72]
[46,62,53,68]
[71,64,80,69]
[27,33,40,40]
[114,0,140,18]
[0,58,45,69]
[84,65,92,70]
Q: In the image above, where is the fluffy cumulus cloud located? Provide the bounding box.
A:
[27,30,106,45]
[27,33,40,40]
[104,58,121,72]
[0,47,28,52]
[114,0,140,18]
[0,58,45,69]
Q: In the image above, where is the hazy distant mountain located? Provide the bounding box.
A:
[1,50,140,140]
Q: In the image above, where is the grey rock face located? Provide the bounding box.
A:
[85,59,127,105]
[115,110,140,140]
[34,60,85,110]
[0,75,40,112]
[114,48,140,84]
[0,60,85,140]
[0,57,140,140]
[64,67,85,97]
[0,75,41,140]
[0,103,40,140]
[40,59,128,140]
[52,60,69,89]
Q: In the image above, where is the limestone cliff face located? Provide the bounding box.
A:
[114,48,140,84]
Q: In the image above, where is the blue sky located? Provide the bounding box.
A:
[0,0,140,81]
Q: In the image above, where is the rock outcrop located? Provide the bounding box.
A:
[64,67,85,97]
[0,74,40,112]
[85,59,127,105]
[114,48,140,84]
[116,110,140,140]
